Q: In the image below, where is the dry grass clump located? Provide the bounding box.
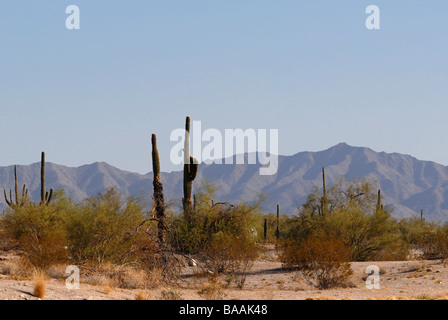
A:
[0,257,33,279]
[103,286,113,295]
[135,291,152,300]
[82,263,158,290]
[197,281,227,300]
[32,270,47,299]
[0,260,20,276]
[159,288,184,300]
[46,265,67,281]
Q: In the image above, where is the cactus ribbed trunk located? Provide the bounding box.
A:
[321,167,327,215]
[41,152,45,203]
[376,189,382,213]
[264,219,267,242]
[40,152,53,206]
[152,134,166,244]
[14,166,19,205]
[276,204,280,240]
[182,116,198,217]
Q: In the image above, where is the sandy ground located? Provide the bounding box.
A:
[1,246,448,300]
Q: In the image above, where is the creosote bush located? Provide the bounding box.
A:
[280,234,353,289]
[281,177,409,262]
[64,188,147,265]
[1,188,169,281]
[399,217,448,259]
[170,181,261,286]
[2,194,69,269]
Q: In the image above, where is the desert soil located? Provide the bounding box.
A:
[1,246,448,300]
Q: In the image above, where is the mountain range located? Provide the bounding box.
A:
[1,143,447,221]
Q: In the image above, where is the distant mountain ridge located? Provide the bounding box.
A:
[1,143,447,221]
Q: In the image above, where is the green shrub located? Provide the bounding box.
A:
[170,180,262,255]
[64,188,147,265]
[283,177,409,261]
[399,217,448,259]
[2,191,70,268]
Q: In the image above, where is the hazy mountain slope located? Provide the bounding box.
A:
[1,143,447,221]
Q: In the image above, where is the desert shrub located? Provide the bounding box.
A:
[325,207,409,261]
[199,232,259,288]
[198,280,227,300]
[2,193,70,268]
[82,263,154,289]
[64,188,147,265]
[280,234,353,289]
[0,220,14,251]
[399,217,430,245]
[399,218,448,259]
[283,177,409,261]
[160,288,184,300]
[254,212,291,243]
[418,227,448,259]
[170,181,261,255]
[169,181,261,286]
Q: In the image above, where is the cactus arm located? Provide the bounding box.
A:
[4,189,12,208]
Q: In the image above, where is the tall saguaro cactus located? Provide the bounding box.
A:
[152,134,166,244]
[182,116,198,215]
[321,167,327,215]
[3,165,28,209]
[376,189,382,213]
[276,204,280,240]
[40,152,53,206]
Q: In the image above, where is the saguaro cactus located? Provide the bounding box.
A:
[40,152,53,206]
[3,165,28,209]
[152,134,166,244]
[276,204,280,240]
[182,116,198,215]
[376,189,382,213]
[321,167,327,215]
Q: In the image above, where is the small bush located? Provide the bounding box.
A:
[82,263,155,290]
[65,189,146,265]
[160,288,184,300]
[419,228,448,259]
[198,281,227,300]
[201,233,258,273]
[400,218,448,260]
[0,260,20,276]
[280,235,353,289]
[3,202,69,269]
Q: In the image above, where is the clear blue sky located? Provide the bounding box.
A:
[0,1,447,174]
